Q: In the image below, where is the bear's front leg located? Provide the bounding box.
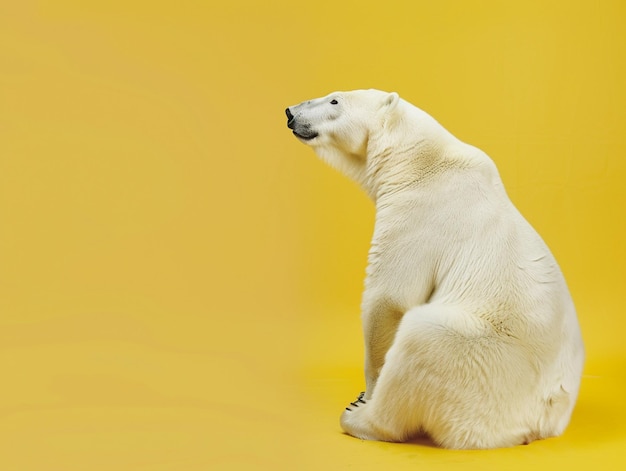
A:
[361,301,404,398]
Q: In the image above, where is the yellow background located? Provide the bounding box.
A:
[1,1,624,470]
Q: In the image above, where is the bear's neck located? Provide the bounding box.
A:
[364,143,443,201]
[363,128,458,201]
[363,107,465,202]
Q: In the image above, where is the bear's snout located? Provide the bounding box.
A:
[285,106,318,141]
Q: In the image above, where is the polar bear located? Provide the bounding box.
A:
[285,89,584,449]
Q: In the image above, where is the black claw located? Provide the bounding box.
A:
[345,392,367,412]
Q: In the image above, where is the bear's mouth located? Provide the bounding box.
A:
[286,111,318,141]
[292,130,318,141]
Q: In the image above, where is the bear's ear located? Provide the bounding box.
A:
[381,91,400,111]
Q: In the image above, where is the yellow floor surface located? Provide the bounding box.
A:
[2,1,625,470]
[0,308,624,470]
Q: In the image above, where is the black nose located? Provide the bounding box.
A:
[286,108,295,128]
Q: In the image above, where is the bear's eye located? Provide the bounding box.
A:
[330,99,338,105]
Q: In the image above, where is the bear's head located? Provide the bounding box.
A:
[285,89,400,193]
[286,89,399,155]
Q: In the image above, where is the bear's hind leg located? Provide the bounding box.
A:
[340,302,531,447]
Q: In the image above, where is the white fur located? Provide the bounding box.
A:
[286,89,584,449]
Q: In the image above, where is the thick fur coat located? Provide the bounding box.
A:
[285,89,584,449]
